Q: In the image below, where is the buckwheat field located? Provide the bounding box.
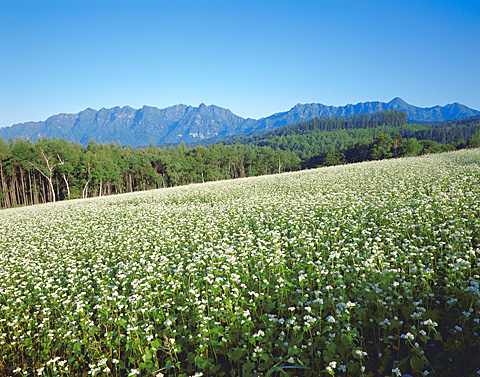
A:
[1,149,479,377]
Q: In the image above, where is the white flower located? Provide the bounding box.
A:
[392,367,402,376]
[355,349,367,357]
[401,332,414,340]
[128,369,140,376]
[326,315,336,323]
[421,319,438,327]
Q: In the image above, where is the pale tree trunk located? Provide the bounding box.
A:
[62,174,71,200]
[83,165,90,199]
[83,180,89,199]
[33,172,55,203]
[30,148,58,203]
[47,177,56,203]
[55,152,70,199]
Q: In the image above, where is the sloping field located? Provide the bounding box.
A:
[1,149,479,377]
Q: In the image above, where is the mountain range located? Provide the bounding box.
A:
[1,98,479,147]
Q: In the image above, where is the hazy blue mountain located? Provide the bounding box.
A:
[1,98,478,146]
[253,98,480,130]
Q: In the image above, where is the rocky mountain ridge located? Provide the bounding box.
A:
[1,98,478,146]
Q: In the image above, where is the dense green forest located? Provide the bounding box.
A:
[1,111,479,209]
[0,138,300,208]
[221,112,480,160]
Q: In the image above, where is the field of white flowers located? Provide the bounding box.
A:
[1,149,479,377]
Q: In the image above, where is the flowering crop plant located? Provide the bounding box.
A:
[1,149,479,377]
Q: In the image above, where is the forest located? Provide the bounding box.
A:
[1,111,479,209]
[0,138,301,208]
[221,112,480,160]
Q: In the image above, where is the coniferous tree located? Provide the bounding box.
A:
[468,130,480,148]
[323,150,346,166]
[370,133,393,160]
[402,138,423,157]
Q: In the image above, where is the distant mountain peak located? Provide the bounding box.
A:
[388,97,408,106]
[2,99,479,146]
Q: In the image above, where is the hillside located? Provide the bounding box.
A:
[220,112,480,160]
[1,98,479,147]
[1,149,479,376]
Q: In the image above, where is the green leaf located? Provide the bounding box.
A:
[326,342,337,353]
[231,348,244,360]
[341,333,351,346]
[410,356,424,372]
[142,348,153,362]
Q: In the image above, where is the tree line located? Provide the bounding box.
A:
[222,112,480,160]
[306,129,480,168]
[1,110,479,209]
[0,138,300,208]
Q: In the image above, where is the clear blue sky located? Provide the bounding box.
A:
[1,0,479,127]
